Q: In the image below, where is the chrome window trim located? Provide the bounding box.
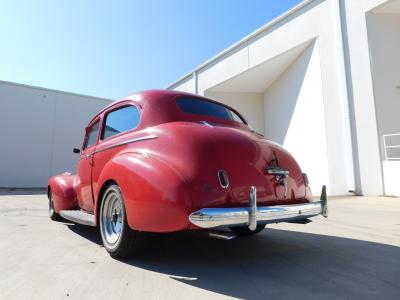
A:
[101,104,141,141]
[82,135,157,158]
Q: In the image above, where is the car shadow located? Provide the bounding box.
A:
[67,225,400,299]
[67,223,102,245]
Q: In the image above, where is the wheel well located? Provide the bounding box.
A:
[47,185,51,199]
[96,179,118,225]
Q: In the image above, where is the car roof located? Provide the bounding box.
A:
[88,89,247,127]
[94,90,198,117]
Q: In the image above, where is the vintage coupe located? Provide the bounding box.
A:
[48,90,327,258]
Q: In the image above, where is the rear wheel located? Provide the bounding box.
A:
[229,224,266,236]
[99,184,139,258]
[48,191,60,221]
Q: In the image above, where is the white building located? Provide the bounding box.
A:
[0,80,111,188]
[168,0,400,196]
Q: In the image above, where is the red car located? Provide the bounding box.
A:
[48,90,327,258]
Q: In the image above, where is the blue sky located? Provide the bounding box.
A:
[0,0,302,100]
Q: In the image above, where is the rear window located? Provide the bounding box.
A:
[176,97,245,124]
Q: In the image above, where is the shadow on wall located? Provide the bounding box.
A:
[367,11,400,158]
[263,41,314,144]
[68,224,400,299]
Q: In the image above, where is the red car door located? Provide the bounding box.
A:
[76,119,100,212]
[91,105,141,200]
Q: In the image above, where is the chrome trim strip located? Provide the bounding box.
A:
[200,120,214,128]
[60,210,96,226]
[83,135,158,158]
[266,167,289,176]
[189,185,328,229]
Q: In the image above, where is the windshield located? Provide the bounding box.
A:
[176,97,246,124]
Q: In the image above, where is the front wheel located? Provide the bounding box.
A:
[48,191,60,221]
[99,184,139,258]
[229,224,266,236]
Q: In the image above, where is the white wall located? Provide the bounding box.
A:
[0,81,110,188]
[367,12,400,157]
[170,76,196,93]
[340,0,389,195]
[383,161,400,196]
[204,91,265,134]
[263,42,329,194]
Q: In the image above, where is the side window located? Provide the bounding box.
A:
[84,121,100,149]
[102,106,140,140]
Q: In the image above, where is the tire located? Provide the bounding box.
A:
[48,191,61,221]
[229,224,266,236]
[99,184,139,258]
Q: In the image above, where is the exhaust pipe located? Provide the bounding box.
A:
[208,230,236,240]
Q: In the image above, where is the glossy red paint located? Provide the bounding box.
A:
[48,90,312,232]
[48,173,78,212]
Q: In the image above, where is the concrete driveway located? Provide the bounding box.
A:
[0,192,399,300]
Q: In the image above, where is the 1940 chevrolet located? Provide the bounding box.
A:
[48,90,327,258]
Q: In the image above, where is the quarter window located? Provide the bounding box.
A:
[102,106,140,140]
[84,121,100,149]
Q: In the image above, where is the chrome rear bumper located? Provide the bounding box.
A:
[189,185,328,230]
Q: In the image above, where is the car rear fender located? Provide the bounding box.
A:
[94,152,192,232]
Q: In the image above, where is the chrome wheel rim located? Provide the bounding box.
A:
[101,190,123,246]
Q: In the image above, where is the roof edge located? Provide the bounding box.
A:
[167,0,315,90]
[0,79,112,102]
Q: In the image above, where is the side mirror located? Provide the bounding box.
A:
[73,148,81,154]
